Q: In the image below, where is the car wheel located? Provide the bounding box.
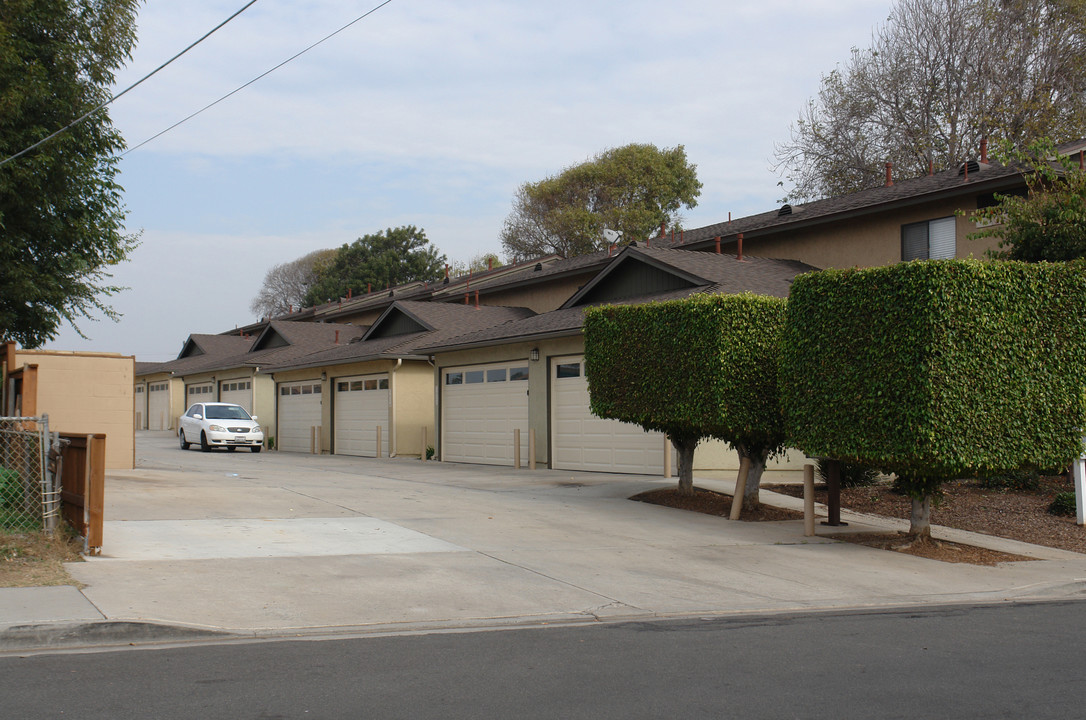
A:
[251,446,262,453]
[179,430,190,450]
[200,431,211,452]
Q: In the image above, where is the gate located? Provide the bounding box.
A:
[0,416,60,532]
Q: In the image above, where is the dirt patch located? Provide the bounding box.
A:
[0,529,84,588]
[829,532,1034,565]
[764,475,1086,555]
[632,486,804,522]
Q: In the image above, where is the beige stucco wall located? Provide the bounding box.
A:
[17,350,134,469]
[477,274,592,313]
[742,197,1000,270]
[390,361,435,459]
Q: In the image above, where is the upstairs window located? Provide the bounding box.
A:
[902,217,956,261]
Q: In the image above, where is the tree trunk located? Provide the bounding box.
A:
[909,494,933,540]
[736,446,769,508]
[674,439,697,496]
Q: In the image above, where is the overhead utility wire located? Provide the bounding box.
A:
[0,0,262,169]
[122,0,396,157]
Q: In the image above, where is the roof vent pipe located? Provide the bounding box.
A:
[348,288,352,299]
[715,236,721,254]
[474,290,479,309]
[929,159,934,176]
[464,293,469,305]
[659,221,666,237]
[335,329,340,344]
[487,256,493,271]
[367,283,372,294]
[981,138,988,164]
[737,233,744,262]
[885,162,893,187]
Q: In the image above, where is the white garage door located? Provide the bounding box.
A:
[551,355,672,474]
[185,382,214,412]
[334,374,389,457]
[148,382,170,430]
[219,379,253,414]
[277,381,323,453]
[134,384,148,429]
[442,362,529,466]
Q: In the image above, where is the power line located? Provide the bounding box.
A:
[0,0,262,169]
[122,0,397,157]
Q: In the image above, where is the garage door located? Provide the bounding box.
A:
[134,384,148,429]
[551,355,672,474]
[442,362,529,466]
[277,381,322,453]
[148,382,170,430]
[185,382,214,412]
[219,379,253,414]
[334,374,389,457]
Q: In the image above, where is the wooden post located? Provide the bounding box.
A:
[529,429,536,470]
[21,364,38,417]
[310,426,316,454]
[663,436,672,478]
[422,425,428,460]
[86,434,105,555]
[513,428,521,469]
[803,463,816,537]
[376,426,382,458]
[730,456,751,520]
[822,459,847,526]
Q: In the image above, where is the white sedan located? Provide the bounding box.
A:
[179,402,265,452]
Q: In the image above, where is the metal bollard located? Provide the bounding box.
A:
[803,463,816,536]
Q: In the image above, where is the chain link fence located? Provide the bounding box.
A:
[0,416,60,532]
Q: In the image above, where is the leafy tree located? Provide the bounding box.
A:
[304,226,446,306]
[774,0,1086,202]
[0,0,141,347]
[500,144,702,261]
[970,138,1086,261]
[584,294,787,505]
[250,248,336,318]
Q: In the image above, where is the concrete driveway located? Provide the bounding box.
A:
[60,432,1086,636]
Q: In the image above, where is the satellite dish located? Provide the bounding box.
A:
[602,228,622,243]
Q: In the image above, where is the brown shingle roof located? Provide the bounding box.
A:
[418,246,816,353]
[263,302,536,372]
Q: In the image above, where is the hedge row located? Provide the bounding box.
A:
[779,259,1086,479]
[583,292,786,454]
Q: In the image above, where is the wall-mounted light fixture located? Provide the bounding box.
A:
[530,348,540,362]
[320,371,327,381]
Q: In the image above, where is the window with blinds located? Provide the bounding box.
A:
[902,217,956,261]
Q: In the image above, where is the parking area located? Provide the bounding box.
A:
[57,431,1086,636]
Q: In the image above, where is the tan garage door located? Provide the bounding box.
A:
[551,355,672,474]
[277,381,322,453]
[148,383,170,430]
[442,362,529,466]
[219,379,253,414]
[334,374,389,457]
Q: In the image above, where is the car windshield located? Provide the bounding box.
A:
[204,405,252,421]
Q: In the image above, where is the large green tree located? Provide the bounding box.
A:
[0,0,140,347]
[970,138,1086,261]
[500,144,702,261]
[774,0,1086,202]
[303,226,446,306]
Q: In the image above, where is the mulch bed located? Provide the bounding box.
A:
[764,475,1086,555]
[633,478,1084,565]
[631,486,803,522]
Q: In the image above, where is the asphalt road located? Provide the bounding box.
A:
[3,601,1084,719]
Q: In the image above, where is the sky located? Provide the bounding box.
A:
[42,0,894,363]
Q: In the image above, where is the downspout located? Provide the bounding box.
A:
[389,358,402,457]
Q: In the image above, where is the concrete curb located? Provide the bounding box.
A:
[0,620,230,652]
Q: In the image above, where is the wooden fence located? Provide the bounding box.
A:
[59,433,105,555]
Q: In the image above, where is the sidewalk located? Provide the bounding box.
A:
[3,433,1085,651]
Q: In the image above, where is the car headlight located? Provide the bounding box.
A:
[209,424,227,432]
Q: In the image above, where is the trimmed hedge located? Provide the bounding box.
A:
[780,259,1086,480]
[583,293,786,454]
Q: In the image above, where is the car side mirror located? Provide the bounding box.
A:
[193,413,203,420]
[250,415,258,421]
